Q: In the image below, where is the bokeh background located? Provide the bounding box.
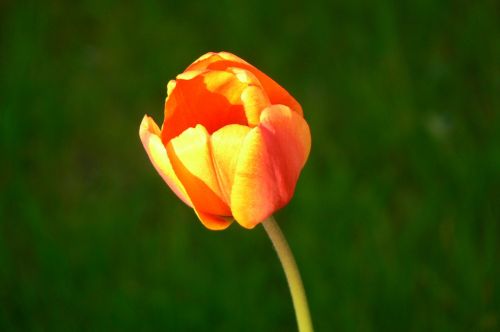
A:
[1,0,499,331]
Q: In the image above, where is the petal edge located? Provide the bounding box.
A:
[139,115,192,207]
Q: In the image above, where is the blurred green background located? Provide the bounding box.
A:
[1,0,499,331]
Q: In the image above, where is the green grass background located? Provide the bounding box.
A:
[1,0,499,331]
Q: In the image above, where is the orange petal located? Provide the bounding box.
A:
[186,52,302,115]
[210,124,252,204]
[139,115,192,207]
[166,124,232,219]
[166,79,176,95]
[226,67,271,126]
[186,52,249,72]
[162,70,247,142]
[230,105,311,228]
[194,210,233,231]
[241,85,271,126]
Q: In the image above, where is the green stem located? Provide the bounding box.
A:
[262,216,314,332]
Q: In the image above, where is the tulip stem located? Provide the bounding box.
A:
[262,216,313,332]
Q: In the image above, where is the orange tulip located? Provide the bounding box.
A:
[140,52,311,230]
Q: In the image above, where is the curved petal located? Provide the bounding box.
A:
[166,124,231,219]
[162,70,248,142]
[139,115,192,207]
[194,210,233,231]
[166,79,176,95]
[226,67,271,126]
[230,105,311,228]
[210,124,252,204]
[185,52,302,115]
[230,128,278,228]
[240,85,271,126]
[186,52,251,72]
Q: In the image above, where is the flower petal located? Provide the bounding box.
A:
[241,85,271,126]
[139,115,192,207]
[226,67,271,126]
[162,70,248,142]
[230,105,311,228]
[186,52,302,115]
[187,52,251,72]
[166,124,231,218]
[194,210,233,231]
[210,124,252,204]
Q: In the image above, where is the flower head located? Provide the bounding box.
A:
[140,52,311,230]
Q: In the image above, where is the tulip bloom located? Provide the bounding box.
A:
[140,52,311,230]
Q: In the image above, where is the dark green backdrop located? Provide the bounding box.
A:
[1,0,499,331]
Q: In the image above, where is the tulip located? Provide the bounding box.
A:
[139,52,314,331]
[139,52,311,230]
